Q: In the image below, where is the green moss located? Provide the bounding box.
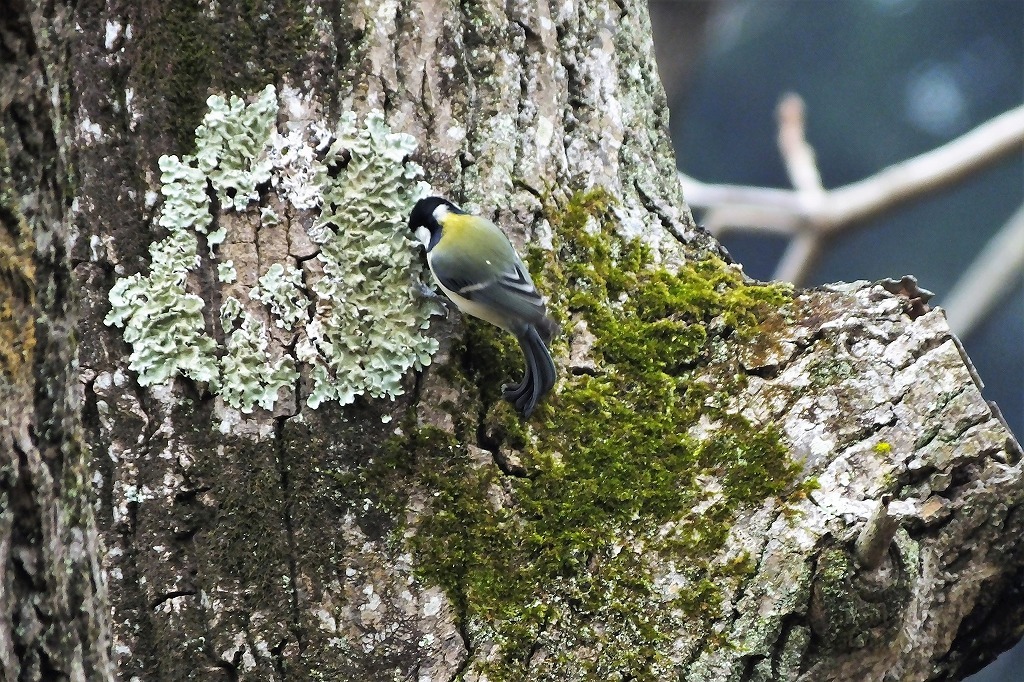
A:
[461,318,524,406]
[328,190,809,677]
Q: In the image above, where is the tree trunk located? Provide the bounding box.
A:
[0,3,113,680]
[1,1,1020,681]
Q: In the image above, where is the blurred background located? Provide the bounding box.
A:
[648,0,1023,679]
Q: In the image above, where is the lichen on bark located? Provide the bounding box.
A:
[104,86,439,414]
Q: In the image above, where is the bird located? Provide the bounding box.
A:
[409,196,557,417]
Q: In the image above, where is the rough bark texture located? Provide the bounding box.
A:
[686,282,1024,681]
[1,0,1021,681]
[0,2,113,680]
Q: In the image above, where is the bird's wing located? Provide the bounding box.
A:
[430,246,548,325]
[429,213,553,330]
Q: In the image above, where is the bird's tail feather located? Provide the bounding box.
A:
[506,325,556,418]
[502,357,532,403]
[536,316,559,345]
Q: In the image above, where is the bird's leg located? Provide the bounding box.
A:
[416,281,452,318]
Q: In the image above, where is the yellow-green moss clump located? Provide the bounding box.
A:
[362,190,808,678]
[0,139,36,385]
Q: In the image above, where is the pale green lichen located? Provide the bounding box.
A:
[105,229,218,385]
[105,85,438,413]
[217,260,237,283]
[297,111,436,409]
[220,311,299,413]
[193,85,277,213]
[104,87,280,387]
[156,155,212,235]
[260,206,280,225]
[220,297,244,326]
[251,263,308,330]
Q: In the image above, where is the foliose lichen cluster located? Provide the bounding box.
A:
[105,85,438,413]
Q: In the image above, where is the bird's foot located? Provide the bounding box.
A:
[417,282,451,317]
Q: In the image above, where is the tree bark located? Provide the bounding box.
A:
[0,3,113,680]
[1,1,1020,681]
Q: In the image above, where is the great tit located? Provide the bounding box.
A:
[409,196,557,417]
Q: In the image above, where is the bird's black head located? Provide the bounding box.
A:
[409,196,461,250]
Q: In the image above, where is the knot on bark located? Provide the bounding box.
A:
[808,528,915,653]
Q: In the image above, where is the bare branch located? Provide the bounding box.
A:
[682,179,804,235]
[684,103,1024,235]
[769,94,828,282]
[942,202,1024,336]
[773,231,825,284]
[777,93,825,198]
[680,102,1024,297]
[823,105,1024,229]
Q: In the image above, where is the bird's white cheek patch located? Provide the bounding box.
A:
[414,226,432,249]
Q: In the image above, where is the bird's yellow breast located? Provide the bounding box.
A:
[437,212,481,242]
[435,212,513,259]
